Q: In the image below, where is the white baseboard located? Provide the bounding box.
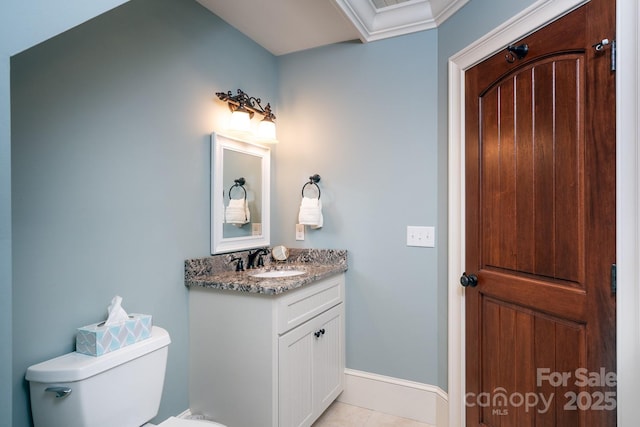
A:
[176,409,193,419]
[175,409,216,422]
[337,369,449,427]
[178,369,449,426]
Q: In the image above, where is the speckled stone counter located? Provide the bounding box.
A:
[185,248,347,295]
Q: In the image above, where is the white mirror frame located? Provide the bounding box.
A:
[211,132,270,254]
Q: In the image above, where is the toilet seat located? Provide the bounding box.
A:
[157,416,226,427]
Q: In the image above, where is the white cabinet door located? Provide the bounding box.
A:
[279,304,344,427]
[279,316,315,427]
[313,305,344,415]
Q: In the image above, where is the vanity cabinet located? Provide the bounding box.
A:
[188,274,345,427]
[279,304,343,426]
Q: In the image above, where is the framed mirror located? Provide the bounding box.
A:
[211,132,270,254]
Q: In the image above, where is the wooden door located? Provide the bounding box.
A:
[464,0,616,425]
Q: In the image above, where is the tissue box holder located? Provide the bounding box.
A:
[76,314,152,356]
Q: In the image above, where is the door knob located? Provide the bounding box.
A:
[460,272,478,288]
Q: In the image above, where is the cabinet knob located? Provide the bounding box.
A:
[314,329,326,338]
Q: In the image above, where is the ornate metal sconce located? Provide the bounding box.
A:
[216,89,277,142]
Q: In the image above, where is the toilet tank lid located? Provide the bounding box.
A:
[25,326,171,383]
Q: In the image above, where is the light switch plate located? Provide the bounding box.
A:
[407,226,435,247]
[296,224,305,241]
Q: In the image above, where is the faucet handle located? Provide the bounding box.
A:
[257,248,270,267]
[247,250,259,269]
[230,257,244,272]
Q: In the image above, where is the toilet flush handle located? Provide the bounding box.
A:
[45,386,72,398]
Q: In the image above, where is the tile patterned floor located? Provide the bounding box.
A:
[312,401,435,427]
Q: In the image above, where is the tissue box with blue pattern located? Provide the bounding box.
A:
[75,313,153,356]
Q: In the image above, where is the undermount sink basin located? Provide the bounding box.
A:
[250,269,306,278]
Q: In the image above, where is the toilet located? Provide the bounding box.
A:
[25,326,225,427]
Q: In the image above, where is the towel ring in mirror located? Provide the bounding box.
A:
[228,177,247,200]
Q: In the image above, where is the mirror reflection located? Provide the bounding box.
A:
[211,133,270,254]
[223,153,262,237]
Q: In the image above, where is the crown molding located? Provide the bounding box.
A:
[332,0,468,42]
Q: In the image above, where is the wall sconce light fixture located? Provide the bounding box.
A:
[216,89,278,143]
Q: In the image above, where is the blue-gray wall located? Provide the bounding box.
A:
[275,33,442,385]
[10,1,276,425]
[2,1,130,425]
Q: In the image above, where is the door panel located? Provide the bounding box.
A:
[479,297,586,426]
[464,1,616,425]
[481,55,584,284]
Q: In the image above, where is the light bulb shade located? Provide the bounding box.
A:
[228,109,251,133]
[257,118,277,142]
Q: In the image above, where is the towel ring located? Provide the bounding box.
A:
[301,174,321,199]
[228,177,247,200]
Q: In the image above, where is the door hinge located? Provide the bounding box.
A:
[611,40,616,72]
[611,264,617,295]
[593,38,616,71]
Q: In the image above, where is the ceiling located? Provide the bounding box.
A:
[195,0,468,56]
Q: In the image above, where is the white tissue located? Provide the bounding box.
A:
[104,295,130,326]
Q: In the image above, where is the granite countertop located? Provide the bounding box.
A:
[185,248,347,295]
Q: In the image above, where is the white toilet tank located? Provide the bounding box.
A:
[26,326,171,427]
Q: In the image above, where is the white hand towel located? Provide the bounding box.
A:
[298,197,323,229]
[225,198,250,226]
